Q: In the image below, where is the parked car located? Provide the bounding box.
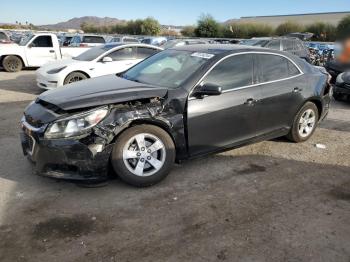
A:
[162,39,211,49]
[0,33,89,72]
[108,36,140,43]
[333,71,350,101]
[0,31,12,44]
[69,34,106,47]
[20,45,331,187]
[252,37,310,62]
[36,43,162,89]
[325,59,350,84]
[141,37,167,46]
[58,34,74,46]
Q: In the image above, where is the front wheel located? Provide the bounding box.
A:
[111,125,175,187]
[63,71,88,85]
[287,102,319,142]
[2,55,23,72]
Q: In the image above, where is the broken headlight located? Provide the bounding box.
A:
[45,107,108,139]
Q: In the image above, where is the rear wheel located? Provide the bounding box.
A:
[111,125,175,187]
[2,55,23,72]
[63,72,88,85]
[287,102,319,142]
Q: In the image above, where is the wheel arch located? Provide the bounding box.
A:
[1,54,26,67]
[305,98,323,120]
[110,118,180,158]
[64,70,91,82]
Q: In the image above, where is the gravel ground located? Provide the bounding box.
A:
[0,70,349,262]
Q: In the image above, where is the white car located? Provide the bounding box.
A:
[36,43,162,89]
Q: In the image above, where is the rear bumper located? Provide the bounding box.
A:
[20,120,112,181]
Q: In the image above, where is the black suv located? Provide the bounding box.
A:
[252,37,310,62]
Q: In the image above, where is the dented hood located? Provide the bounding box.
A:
[38,74,168,111]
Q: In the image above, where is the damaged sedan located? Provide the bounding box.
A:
[20,45,331,187]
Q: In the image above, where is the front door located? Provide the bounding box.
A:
[25,35,57,66]
[187,54,261,156]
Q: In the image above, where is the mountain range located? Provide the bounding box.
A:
[39,16,126,30]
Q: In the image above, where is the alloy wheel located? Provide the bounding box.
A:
[298,109,316,138]
[122,133,166,177]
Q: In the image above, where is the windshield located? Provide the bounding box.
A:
[122,50,211,89]
[19,34,34,46]
[73,44,118,61]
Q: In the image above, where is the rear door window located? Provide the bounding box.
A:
[107,47,137,61]
[203,54,254,91]
[257,54,296,82]
[136,47,159,59]
[282,40,294,51]
[266,40,281,50]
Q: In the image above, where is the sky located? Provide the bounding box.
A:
[1,0,350,26]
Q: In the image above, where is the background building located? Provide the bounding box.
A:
[226,11,350,27]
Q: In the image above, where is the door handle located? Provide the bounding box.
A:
[49,50,55,53]
[293,87,303,93]
[244,98,258,106]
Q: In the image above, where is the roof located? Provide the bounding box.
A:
[172,44,268,55]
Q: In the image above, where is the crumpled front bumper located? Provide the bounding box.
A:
[20,120,113,181]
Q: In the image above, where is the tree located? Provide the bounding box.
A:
[275,21,304,36]
[306,22,337,41]
[337,15,350,40]
[195,14,221,37]
[226,23,273,38]
[140,17,161,35]
[181,26,196,37]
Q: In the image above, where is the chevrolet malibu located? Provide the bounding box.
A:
[21,45,331,187]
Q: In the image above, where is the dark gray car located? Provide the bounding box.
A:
[20,45,331,187]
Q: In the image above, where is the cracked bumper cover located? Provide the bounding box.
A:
[20,122,113,181]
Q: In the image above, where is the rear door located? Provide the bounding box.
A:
[255,53,304,135]
[187,54,262,156]
[25,35,57,66]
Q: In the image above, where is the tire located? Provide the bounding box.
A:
[63,71,88,85]
[2,55,23,72]
[287,102,319,143]
[111,125,175,187]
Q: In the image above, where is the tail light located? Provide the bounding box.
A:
[79,43,88,47]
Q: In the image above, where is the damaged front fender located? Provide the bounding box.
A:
[93,97,188,160]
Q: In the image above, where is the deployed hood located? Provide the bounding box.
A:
[38,74,168,111]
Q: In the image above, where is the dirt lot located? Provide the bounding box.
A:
[0,70,349,262]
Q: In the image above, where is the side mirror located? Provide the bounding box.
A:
[102,56,113,63]
[193,83,222,97]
